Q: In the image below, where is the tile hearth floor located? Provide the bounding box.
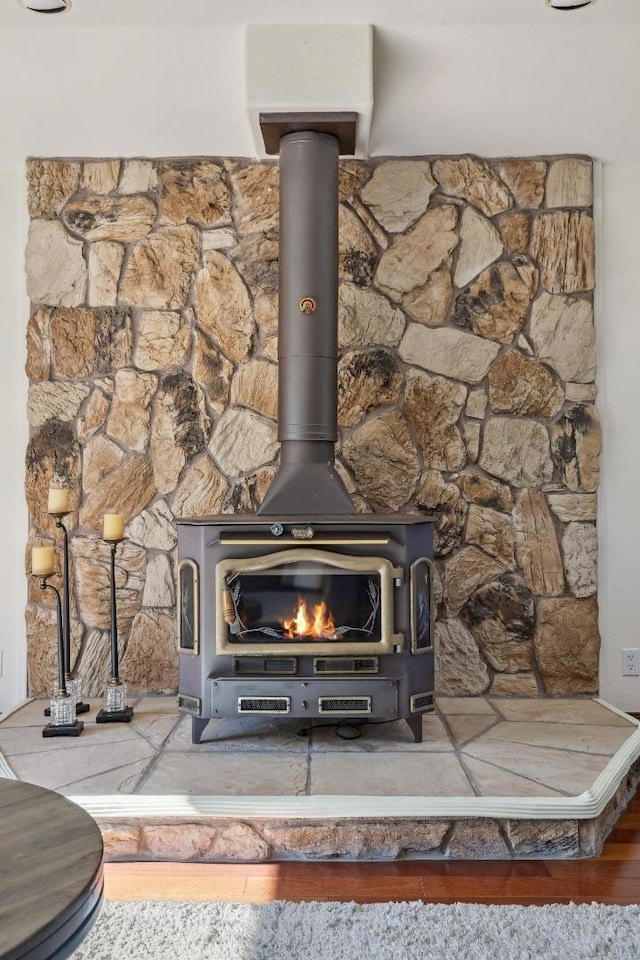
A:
[0,695,636,801]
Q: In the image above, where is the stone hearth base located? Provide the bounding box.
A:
[1,696,638,861]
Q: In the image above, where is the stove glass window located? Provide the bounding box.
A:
[223,562,382,645]
[178,559,199,655]
[411,558,433,654]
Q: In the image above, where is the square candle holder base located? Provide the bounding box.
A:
[96,706,134,723]
[42,720,84,737]
[44,700,90,716]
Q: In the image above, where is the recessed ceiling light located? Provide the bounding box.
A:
[546,0,596,9]
[17,0,71,13]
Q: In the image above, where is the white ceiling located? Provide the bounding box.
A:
[0,0,639,165]
[3,0,640,27]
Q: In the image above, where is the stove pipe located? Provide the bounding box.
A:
[259,130,355,516]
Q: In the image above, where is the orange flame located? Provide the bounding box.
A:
[283,598,336,639]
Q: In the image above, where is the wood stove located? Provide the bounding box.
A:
[177,515,434,742]
[176,116,435,743]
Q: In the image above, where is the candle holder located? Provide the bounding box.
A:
[34,575,83,738]
[43,511,90,717]
[96,536,134,723]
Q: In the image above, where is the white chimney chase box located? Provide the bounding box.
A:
[245,24,373,158]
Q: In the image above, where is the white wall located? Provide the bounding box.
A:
[596,161,640,711]
[0,170,28,711]
[0,11,638,708]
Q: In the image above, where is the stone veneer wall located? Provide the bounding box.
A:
[23,155,599,698]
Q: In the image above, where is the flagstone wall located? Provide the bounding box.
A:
[24,154,599,698]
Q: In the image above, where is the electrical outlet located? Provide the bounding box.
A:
[623,648,640,676]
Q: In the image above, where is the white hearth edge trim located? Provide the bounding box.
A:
[69,698,640,822]
[0,699,30,779]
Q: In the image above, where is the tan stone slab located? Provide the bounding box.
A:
[462,756,565,798]
[434,157,512,217]
[138,752,308,796]
[445,818,509,858]
[377,205,458,298]
[547,492,597,522]
[531,210,595,294]
[454,206,504,287]
[130,713,182,750]
[121,609,178,692]
[545,158,592,208]
[338,284,405,348]
[9,738,155,792]
[462,740,606,795]
[60,758,153,797]
[310,752,473,797]
[399,324,500,384]
[210,408,277,475]
[489,698,634,727]
[310,714,453,753]
[26,219,87,307]
[133,696,180,715]
[0,699,53,728]
[445,714,498,746]
[342,411,420,511]
[436,619,491,696]
[442,549,504,616]
[360,159,436,233]
[506,818,580,858]
[513,488,564,594]
[535,597,600,694]
[479,720,633,756]
[490,674,539,697]
[479,418,553,488]
[436,697,496,716]
[164,715,309,753]
[0,718,144,757]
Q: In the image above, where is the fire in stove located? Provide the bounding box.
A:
[283,598,337,640]
[221,563,382,646]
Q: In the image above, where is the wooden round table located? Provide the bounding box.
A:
[0,778,104,960]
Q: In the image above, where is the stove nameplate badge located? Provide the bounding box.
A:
[291,526,314,540]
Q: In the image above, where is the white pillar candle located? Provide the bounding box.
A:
[103,514,125,541]
[32,545,55,576]
[47,487,70,514]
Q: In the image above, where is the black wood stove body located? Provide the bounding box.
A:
[177,513,434,743]
[177,116,435,743]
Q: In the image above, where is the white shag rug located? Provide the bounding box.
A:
[71,899,640,960]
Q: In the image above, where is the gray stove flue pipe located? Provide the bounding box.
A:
[259,130,355,516]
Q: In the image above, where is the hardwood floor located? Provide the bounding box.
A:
[103,793,640,906]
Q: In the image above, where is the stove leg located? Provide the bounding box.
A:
[191,717,209,744]
[406,715,423,744]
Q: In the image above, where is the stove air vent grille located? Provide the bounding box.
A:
[177,693,201,716]
[410,691,435,713]
[238,696,291,714]
[234,657,298,675]
[318,696,371,715]
[314,657,379,675]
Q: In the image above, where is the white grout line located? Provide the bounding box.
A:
[71,699,640,823]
